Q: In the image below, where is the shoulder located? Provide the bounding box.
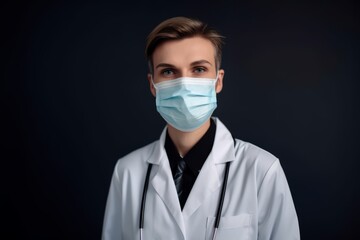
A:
[233,139,280,187]
[236,139,278,168]
[113,140,158,178]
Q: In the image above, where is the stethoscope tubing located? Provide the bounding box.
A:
[212,161,230,240]
[139,138,235,240]
[139,163,153,240]
[139,161,231,240]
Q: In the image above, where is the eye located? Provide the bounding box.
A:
[193,67,207,73]
[161,68,175,76]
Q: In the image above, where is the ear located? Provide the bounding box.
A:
[147,73,156,97]
[215,69,225,93]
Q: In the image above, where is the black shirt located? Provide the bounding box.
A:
[165,119,216,209]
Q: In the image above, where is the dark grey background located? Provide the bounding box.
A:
[3,1,359,239]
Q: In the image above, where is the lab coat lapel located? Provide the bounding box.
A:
[182,152,221,218]
[147,127,186,238]
[146,118,235,236]
[182,117,236,218]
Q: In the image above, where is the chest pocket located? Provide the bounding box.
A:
[205,214,252,240]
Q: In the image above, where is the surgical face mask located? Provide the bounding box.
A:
[152,74,218,132]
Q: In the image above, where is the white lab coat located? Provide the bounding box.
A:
[102,117,300,240]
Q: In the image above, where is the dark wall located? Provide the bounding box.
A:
[4,1,359,239]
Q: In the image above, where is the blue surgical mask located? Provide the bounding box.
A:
[152,74,218,132]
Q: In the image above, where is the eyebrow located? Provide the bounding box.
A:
[155,60,213,69]
[155,63,175,69]
[190,60,212,67]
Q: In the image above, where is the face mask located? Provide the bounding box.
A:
[152,74,218,132]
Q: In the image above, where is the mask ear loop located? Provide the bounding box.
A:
[215,68,221,80]
[150,74,158,90]
[214,70,220,85]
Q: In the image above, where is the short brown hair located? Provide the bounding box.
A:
[145,16,224,74]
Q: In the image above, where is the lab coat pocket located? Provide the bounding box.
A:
[205,214,252,240]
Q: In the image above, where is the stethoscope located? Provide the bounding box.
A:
[139,157,232,240]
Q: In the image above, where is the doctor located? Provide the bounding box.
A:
[102,17,300,240]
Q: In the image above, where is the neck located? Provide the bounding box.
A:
[167,119,211,157]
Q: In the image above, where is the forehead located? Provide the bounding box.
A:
[152,36,215,67]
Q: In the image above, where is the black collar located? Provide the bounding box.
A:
[165,119,216,177]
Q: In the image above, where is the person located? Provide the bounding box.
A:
[102,16,300,240]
